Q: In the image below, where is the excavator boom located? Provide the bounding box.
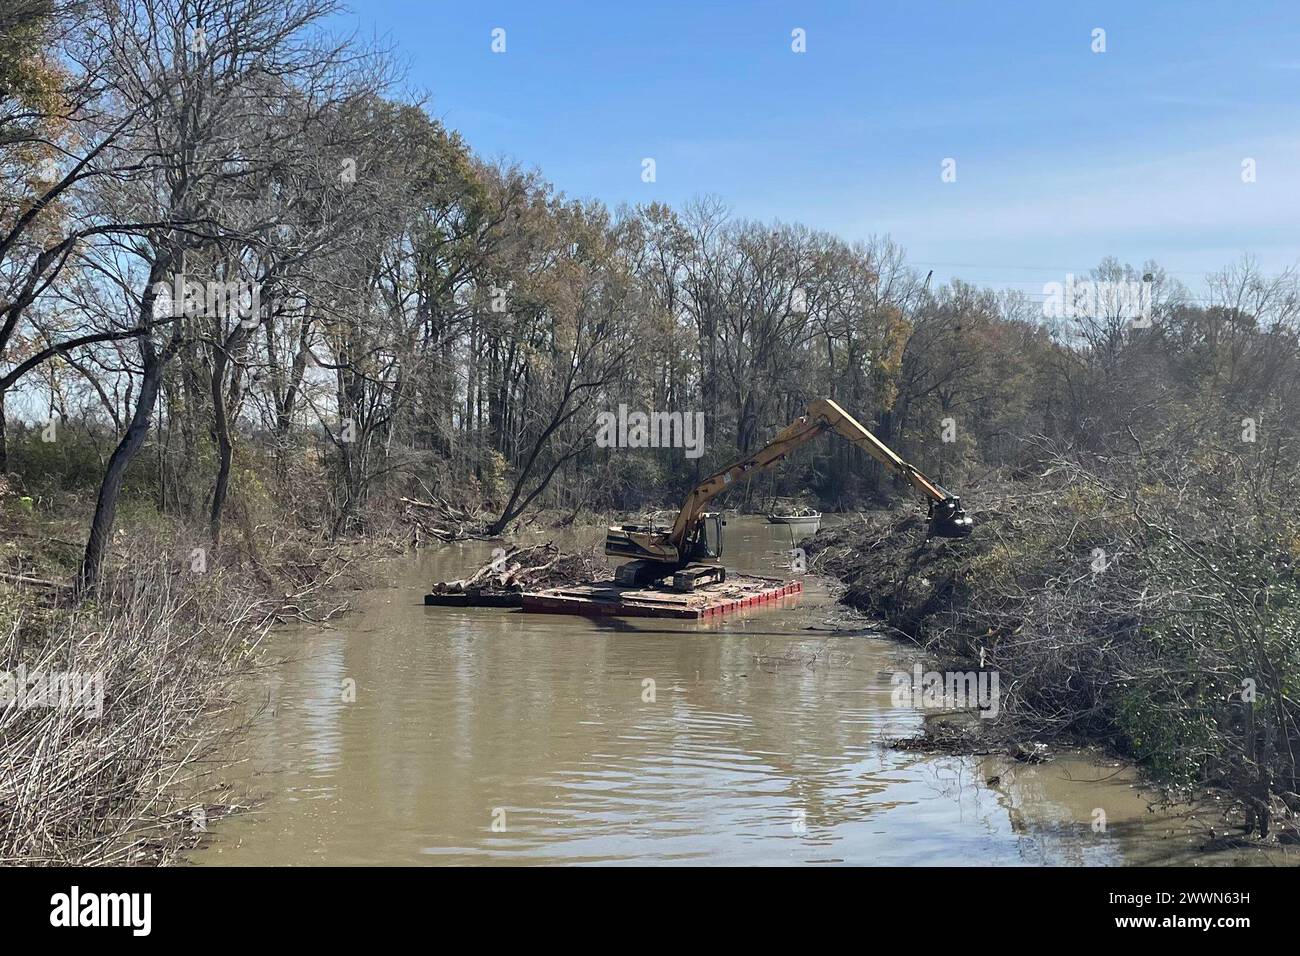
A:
[605,398,973,572]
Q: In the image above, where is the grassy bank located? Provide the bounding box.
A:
[806,436,1300,840]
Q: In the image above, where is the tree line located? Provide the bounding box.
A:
[5,0,1300,595]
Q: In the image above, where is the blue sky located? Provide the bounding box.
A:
[334,1,1300,294]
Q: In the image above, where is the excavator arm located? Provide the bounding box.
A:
[606,398,972,569]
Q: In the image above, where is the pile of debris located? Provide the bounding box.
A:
[805,512,978,636]
[426,543,607,607]
[400,495,488,543]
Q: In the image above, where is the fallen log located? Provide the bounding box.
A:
[0,571,71,591]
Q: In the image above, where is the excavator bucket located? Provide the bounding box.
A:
[929,497,974,538]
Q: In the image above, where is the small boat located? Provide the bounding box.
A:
[765,509,822,533]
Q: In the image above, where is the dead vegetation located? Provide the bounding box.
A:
[1,560,260,864]
[807,437,1300,839]
[0,501,371,864]
[400,495,493,543]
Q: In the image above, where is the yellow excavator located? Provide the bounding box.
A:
[605,398,973,589]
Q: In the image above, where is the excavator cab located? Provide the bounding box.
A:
[607,512,725,589]
[688,512,725,561]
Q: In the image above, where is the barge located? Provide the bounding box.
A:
[520,573,802,620]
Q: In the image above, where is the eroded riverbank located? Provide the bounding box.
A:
[189,518,1288,866]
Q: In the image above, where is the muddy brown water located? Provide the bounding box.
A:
[190,517,1284,866]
